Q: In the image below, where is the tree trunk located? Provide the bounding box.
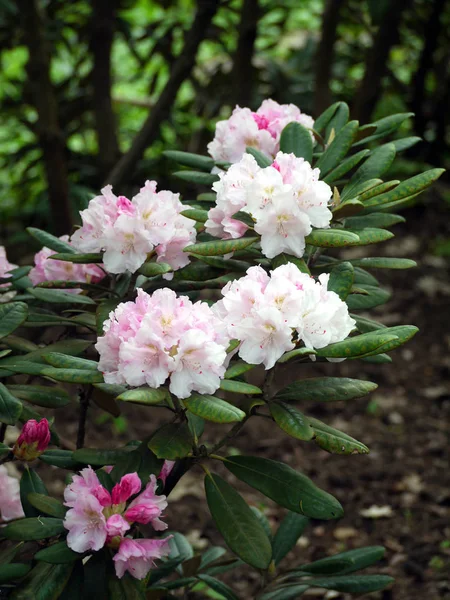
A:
[231,0,260,107]
[19,0,72,235]
[314,0,345,115]
[352,0,412,124]
[106,0,220,189]
[90,0,120,179]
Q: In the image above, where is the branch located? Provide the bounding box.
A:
[18,0,72,235]
[105,0,220,188]
[76,386,92,449]
[231,0,260,106]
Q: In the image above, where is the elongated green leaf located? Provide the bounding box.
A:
[352,267,379,286]
[0,362,49,377]
[108,572,146,599]
[35,541,80,564]
[342,143,396,200]
[2,517,65,541]
[314,102,340,133]
[219,379,262,395]
[173,171,218,186]
[224,361,256,379]
[270,402,314,441]
[117,387,171,405]
[50,253,103,264]
[27,493,67,519]
[1,335,38,353]
[301,575,393,593]
[272,512,309,565]
[323,150,370,184]
[346,284,391,310]
[316,121,359,176]
[245,147,272,167]
[163,150,214,171]
[308,417,369,454]
[279,122,313,163]
[358,180,399,202]
[184,237,258,256]
[197,574,239,600]
[349,257,416,269]
[0,563,31,584]
[0,303,28,338]
[10,562,74,600]
[316,332,398,358]
[29,288,95,305]
[271,253,310,274]
[305,229,360,247]
[180,209,208,223]
[225,456,343,520]
[351,314,386,333]
[364,168,444,208]
[138,262,172,277]
[328,262,354,300]
[275,377,377,403]
[344,227,394,246]
[184,393,245,423]
[299,546,385,576]
[366,325,418,354]
[204,472,272,569]
[149,422,193,460]
[73,447,133,466]
[39,449,81,469]
[353,112,413,146]
[277,347,316,363]
[260,584,309,599]
[332,198,365,218]
[41,367,103,384]
[324,102,349,138]
[20,470,48,518]
[27,228,75,254]
[43,353,97,370]
[393,136,421,152]
[190,254,250,272]
[0,383,22,424]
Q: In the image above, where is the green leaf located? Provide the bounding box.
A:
[35,541,79,564]
[305,229,360,248]
[184,237,258,256]
[324,102,349,138]
[20,470,48,518]
[10,562,74,600]
[39,449,81,469]
[180,209,208,223]
[197,574,239,600]
[41,367,103,384]
[393,136,421,152]
[0,303,28,338]
[0,442,10,459]
[73,447,133,466]
[108,572,146,599]
[316,121,359,176]
[219,379,262,395]
[117,387,171,405]
[270,402,314,441]
[367,325,418,354]
[245,147,272,168]
[27,228,75,254]
[224,361,256,379]
[149,422,193,460]
[138,262,173,278]
[204,472,272,569]
[348,257,416,269]
[351,314,386,333]
[271,253,310,274]
[27,493,67,519]
[109,447,143,484]
[316,331,398,358]
[353,112,413,146]
[2,517,65,541]
[173,171,218,186]
[344,227,394,245]
[346,284,391,310]
[328,262,354,300]
[0,383,22,424]
[313,102,340,133]
[163,150,214,171]
[332,198,365,218]
[363,168,444,208]
[96,298,120,335]
[279,122,313,163]
[323,150,370,184]
[272,512,309,565]
[275,377,377,403]
[50,253,103,264]
[358,180,399,202]
[184,393,246,423]
[1,335,38,353]
[43,353,98,370]
[308,417,369,455]
[277,347,316,363]
[6,385,70,408]
[299,546,385,576]
[0,563,31,584]
[224,456,343,520]
[301,575,393,593]
[29,288,96,305]
[342,143,396,200]
[259,584,309,599]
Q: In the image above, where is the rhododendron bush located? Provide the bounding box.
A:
[0,101,443,599]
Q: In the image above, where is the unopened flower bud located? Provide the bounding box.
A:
[13,419,50,461]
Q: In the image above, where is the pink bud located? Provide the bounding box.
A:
[116,196,134,215]
[124,503,160,524]
[158,460,175,485]
[93,485,112,507]
[13,419,50,461]
[111,472,141,505]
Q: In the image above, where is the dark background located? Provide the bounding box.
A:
[0,1,449,598]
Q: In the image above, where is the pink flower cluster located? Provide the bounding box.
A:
[0,245,17,288]
[13,418,50,461]
[96,288,230,399]
[0,465,24,522]
[208,99,315,164]
[63,467,170,580]
[214,263,355,369]
[71,182,196,275]
[205,152,332,259]
[29,235,104,293]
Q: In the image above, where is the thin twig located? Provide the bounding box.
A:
[209,417,250,455]
[76,386,92,449]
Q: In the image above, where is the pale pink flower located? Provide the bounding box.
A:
[0,246,17,288]
[256,99,315,140]
[119,330,173,388]
[113,537,171,580]
[111,473,142,505]
[0,466,24,521]
[106,514,130,540]
[64,493,107,553]
[158,461,175,485]
[102,213,151,274]
[13,418,50,461]
[126,475,168,531]
[64,466,102,507]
